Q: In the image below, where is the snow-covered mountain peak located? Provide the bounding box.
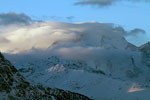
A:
[47,64,66,72]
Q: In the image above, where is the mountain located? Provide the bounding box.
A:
[0,52,92,100]
[139,42,150,67]
[4,42,150,100]
[1,20,149,100]
[139,42,150,53]
[3,26,150,100]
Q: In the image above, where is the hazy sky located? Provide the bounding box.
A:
[0,0,150,46]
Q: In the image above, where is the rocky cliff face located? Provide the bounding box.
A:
[0,52,92,100]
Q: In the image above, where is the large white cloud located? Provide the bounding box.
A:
[0,12,145,54]
[0,21,144,53]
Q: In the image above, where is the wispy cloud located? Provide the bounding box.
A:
[75,0,117,7]
[75,0,150,7]
[128,28,145,36]
[0,12,31,25]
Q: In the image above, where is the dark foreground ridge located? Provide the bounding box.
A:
[0,52,92,100]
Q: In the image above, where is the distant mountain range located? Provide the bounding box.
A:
[3,41,150,100]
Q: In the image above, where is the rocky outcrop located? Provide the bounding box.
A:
[139,42,150,53]
[0,52,92,100]
[139,42,150,67]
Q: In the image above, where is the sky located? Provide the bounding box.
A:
[0,0,150,46]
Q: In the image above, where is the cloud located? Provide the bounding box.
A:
[51,46,137,64]
[0,12,31,25]
[75,0,117,7]
[128,28,145,36]
[0,19,145,54]
[66,16,75,22]
[75,0,150,7]
[0,12,146,54]
[0,37,10,43]
[0,12,145,68]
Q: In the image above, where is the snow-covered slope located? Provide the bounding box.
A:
[0,52,92,100]
[5,42,150,100]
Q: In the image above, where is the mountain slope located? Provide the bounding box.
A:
[4,42,150,100]
[139,42,150,67]
[0,52,92,100]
